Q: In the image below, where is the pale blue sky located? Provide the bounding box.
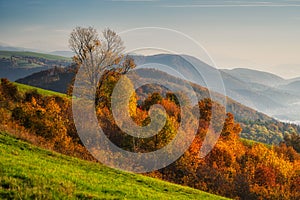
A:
[1,0,300,78]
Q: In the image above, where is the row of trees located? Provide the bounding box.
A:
[93,75,300,199]
[2,75,300,199]
[1,27,299,199]
[0,78,93,160]
[68,26,300,199]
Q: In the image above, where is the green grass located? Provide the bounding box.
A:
[0,132,228,200]
[0,78,66,97]
[13,82,67,98]
[0,50,71,61]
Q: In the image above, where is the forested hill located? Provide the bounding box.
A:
[0,78,299,199]
[17,65,76,94]
[0,50,71,81]
[16,66,300,145]
[3,51,300,122]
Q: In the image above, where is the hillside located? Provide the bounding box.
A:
[15,53,300,122]
[222,68,285,87]
[221,68,300,122]
[133,68,300,144]
[49,50,74,58]
[0,132,226,199]
[0,51,72,81]
[133,55,300,122]
[279,80,300,93]
[1,78,299,199]
[13,82,67,97]
[17,66,76,94]
[0,51,71,61]
[16,65,300,145]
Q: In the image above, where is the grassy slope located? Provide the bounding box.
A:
[0,50,71,61]
[11,82,271,149]
[13,82,67,97]
[0,132,228,200]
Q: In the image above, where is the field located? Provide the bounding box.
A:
[0,50,71,61]
[0,132,228,200]
[13,82,67,97]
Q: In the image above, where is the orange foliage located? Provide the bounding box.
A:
[1,79,300,200]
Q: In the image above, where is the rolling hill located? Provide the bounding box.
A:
[0,50,71,81]
[13,81,67,97]
[131,68,300,144]
[223,68,300,122]
[0,44,36,52]
[278,80,300,93]
[1,71,299,200]
[15,65,300,145]
[7,51,300,122]
[0,49,295,144]
[222,68,286,87]
[0,51,71,61]
[16,65,76,94]
[49,50,74,58]
[129,54,300,121]
[0,131,227,200]
[0,43,73,58]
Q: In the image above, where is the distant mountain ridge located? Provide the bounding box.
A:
[16,61,300,145]
[131,54,300,122]
[222,68,300,122]
[0,43,73,58]
[222,68,286,87]
[49,50,74,58]
[0,49,297,122]
[17,65,76,94]
[0,50,71,81]
[0,43,42,52]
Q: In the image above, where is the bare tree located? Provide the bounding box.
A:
[69,26,135,90]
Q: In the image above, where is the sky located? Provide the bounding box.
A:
[0,0,300,78]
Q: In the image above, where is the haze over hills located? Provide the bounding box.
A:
[223,68,300,123]
[0,43,73,58]
[17,56,300,144]
[0,50,71,81]
[2,1,300,199]
[49,50,74,58]
[0,43,44,53]
[278,80,300,93]
[222,68,286,87]
[1,51,300,121]
[4,74,299,200]
[132,54,300,123]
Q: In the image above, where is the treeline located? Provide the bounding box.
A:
[239,119,299,145]
[130,68,300,145]
[16,65,76,93]
[96,74,300,199]
[0,78,94,160]
[4,55,70,68]
[14,65,300,145]
[227,99,300,145]
[1,77,300,199]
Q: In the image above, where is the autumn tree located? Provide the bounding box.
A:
[0,78,20,101]
[283,133,300,153]
[69,26,136,101]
